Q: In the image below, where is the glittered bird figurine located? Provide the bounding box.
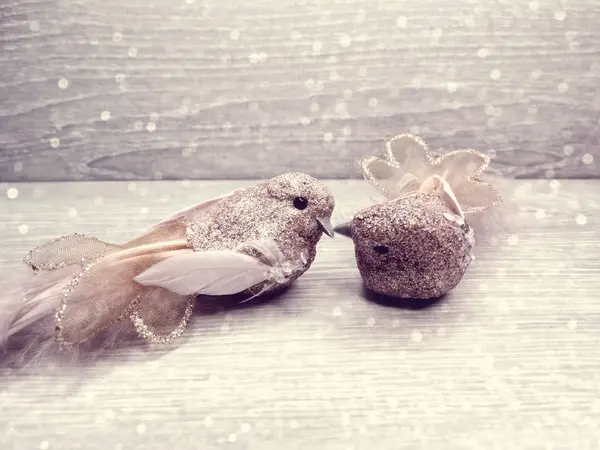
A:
[1,172,334,364]
[335,134,502,300]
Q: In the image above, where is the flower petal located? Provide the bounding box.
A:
[361,156,420,199]
[384,134,432,178]
[434,149,497,212]
[452,179,502,213]
[436,149,490,184]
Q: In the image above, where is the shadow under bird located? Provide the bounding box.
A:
[0,172,335,364]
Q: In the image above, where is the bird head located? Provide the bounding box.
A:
[262,172,335,241]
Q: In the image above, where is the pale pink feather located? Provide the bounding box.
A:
[0,265,81,368]
[1,236,291,368]
[0,265,79,345]
[0,244,188,367]
[134,249,272,295]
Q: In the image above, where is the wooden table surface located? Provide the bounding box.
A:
[0,179,598,449]
[2,0,600,181]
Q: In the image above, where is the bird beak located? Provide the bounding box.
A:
[317,217,335,238]
[333,221,352,238]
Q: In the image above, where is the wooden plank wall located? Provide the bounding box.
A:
[1,0,599,181]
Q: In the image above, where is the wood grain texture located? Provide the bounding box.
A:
[0,179,599,450]
[1,0,600,181]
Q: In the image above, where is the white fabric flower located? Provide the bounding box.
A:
[361,134,502,214]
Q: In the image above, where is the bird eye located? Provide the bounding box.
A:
[293,196,309,210]
[373,245,389,255]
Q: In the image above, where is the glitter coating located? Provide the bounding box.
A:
[24,233,120,271]
[350,193,474,300]
[130,296,195,344]
[40,173,334,349]
[188,172,335,294]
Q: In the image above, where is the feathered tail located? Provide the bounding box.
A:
[0,265,78,366]
[1,225,301,368]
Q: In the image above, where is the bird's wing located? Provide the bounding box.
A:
[134,249,273,296]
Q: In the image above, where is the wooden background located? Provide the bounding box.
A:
[1,0,599,181]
